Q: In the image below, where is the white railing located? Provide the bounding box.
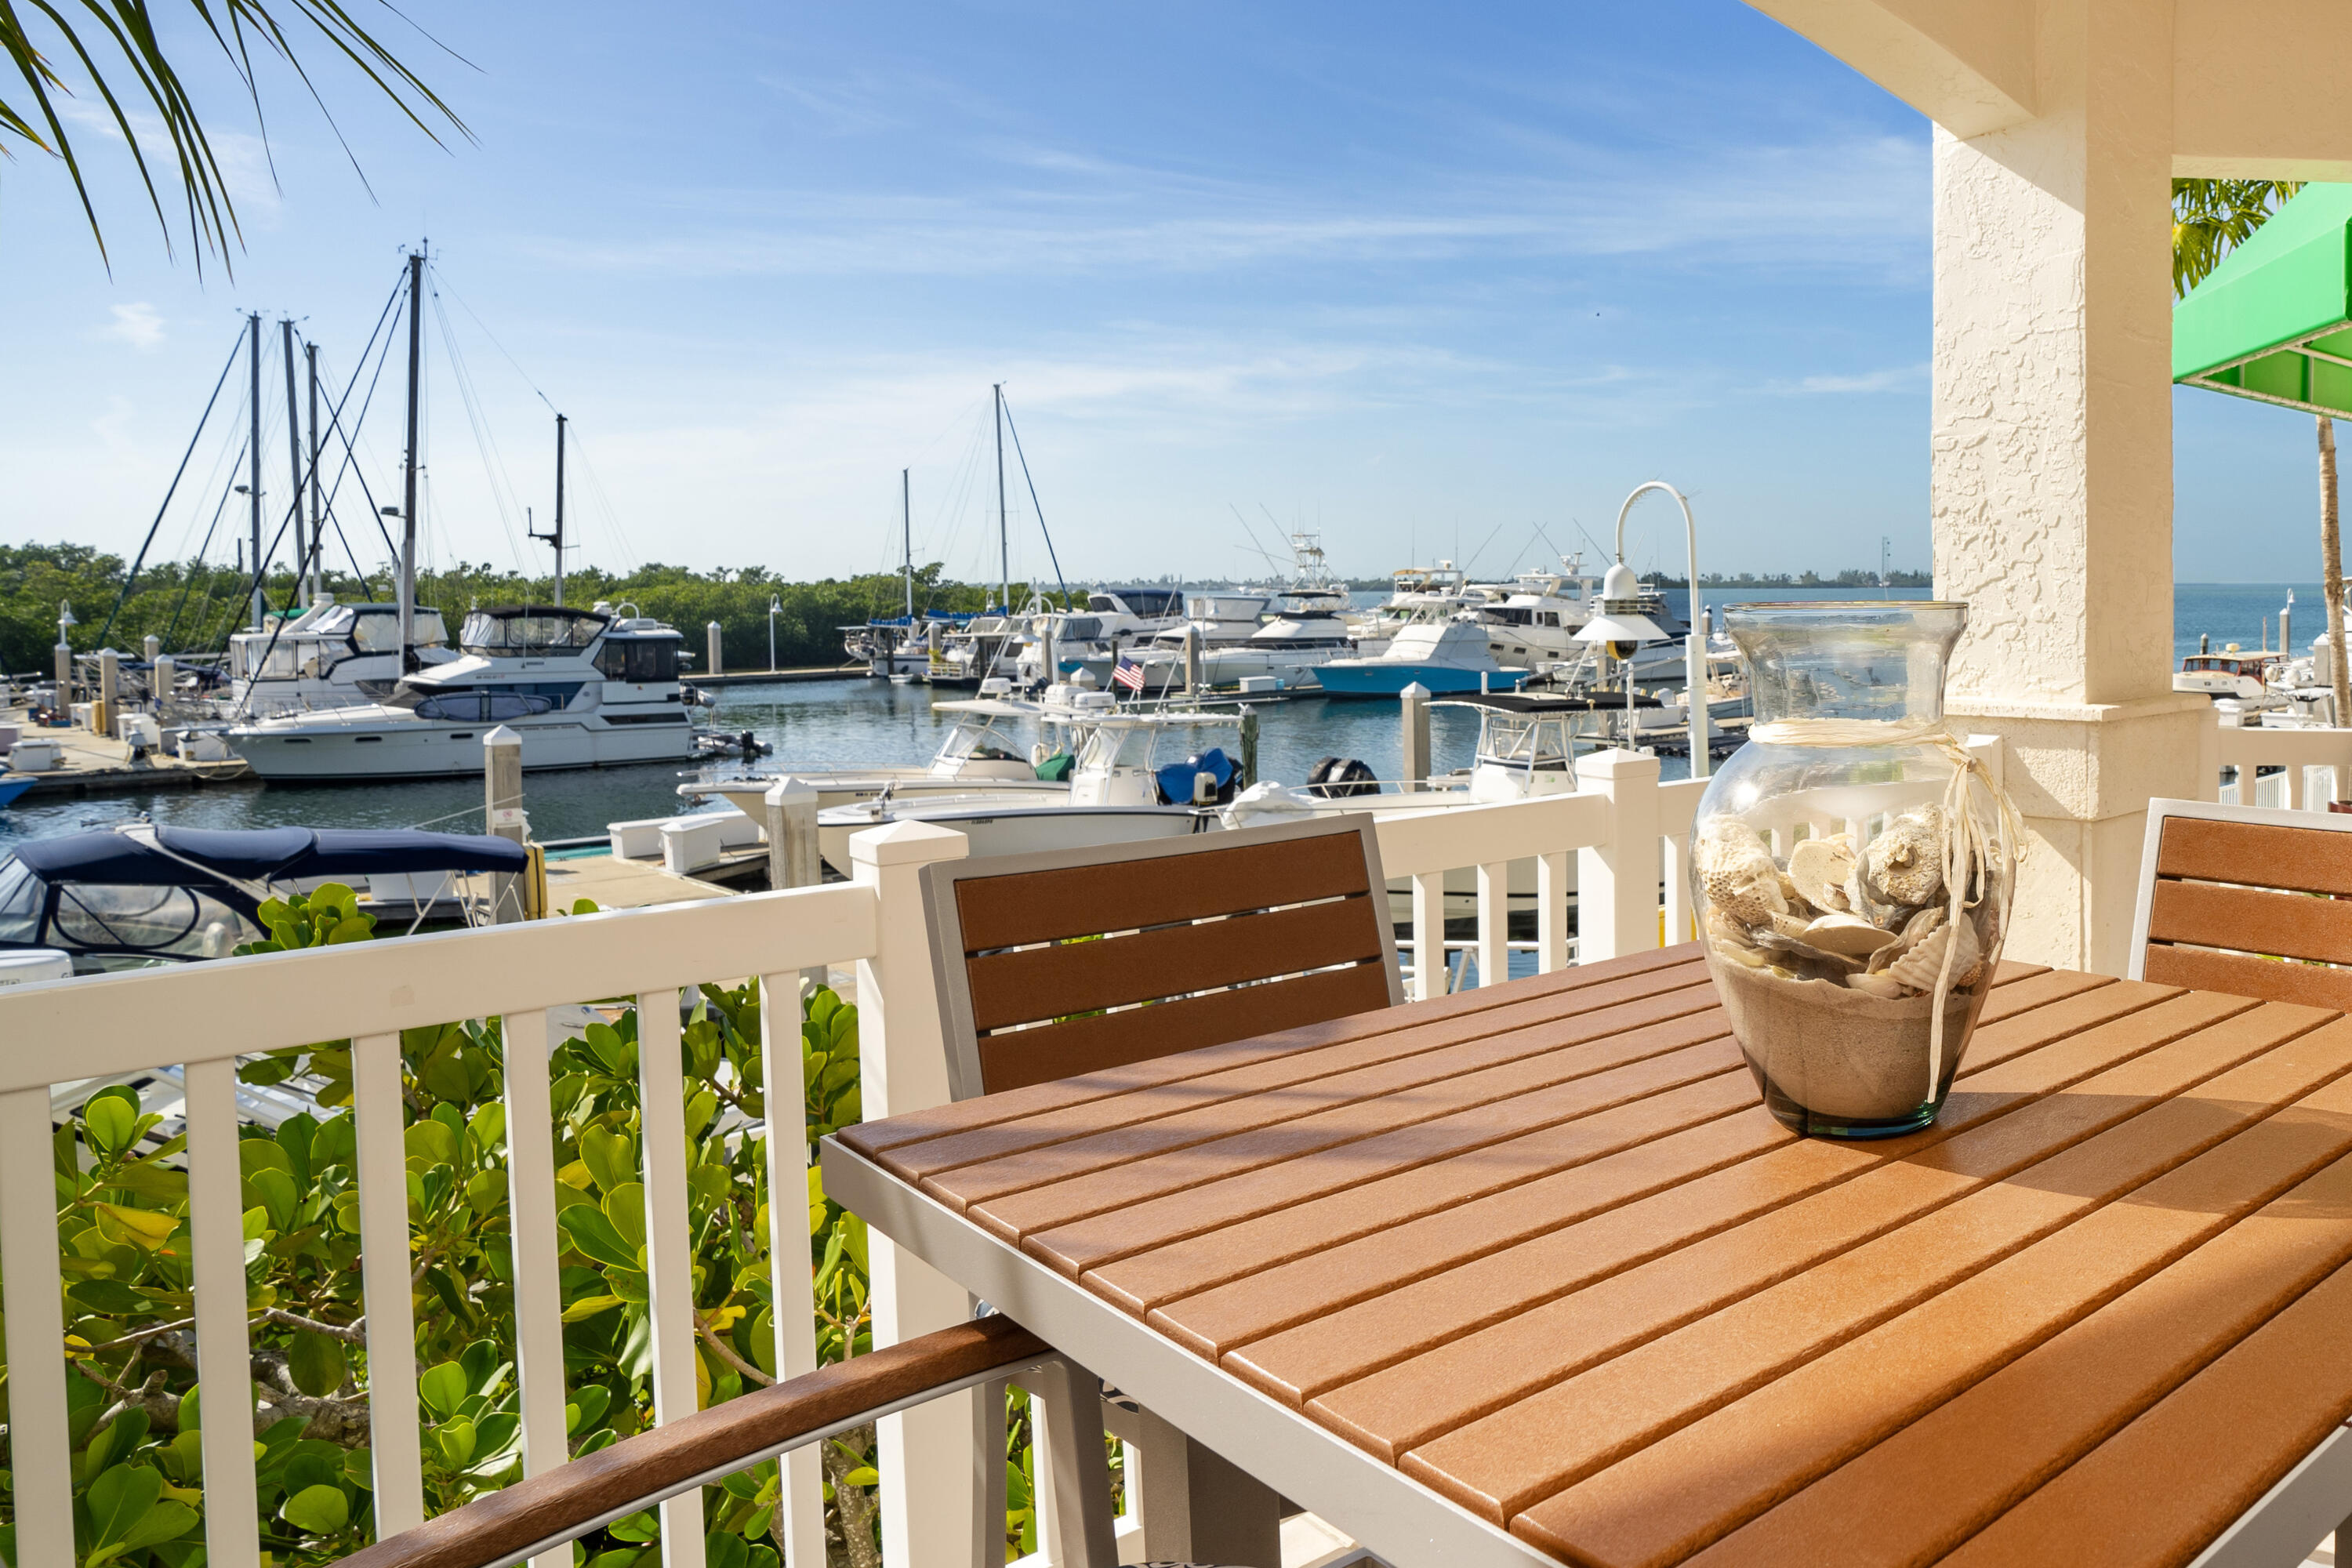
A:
[2214,722,2352,811]
[0,756,1715,1568]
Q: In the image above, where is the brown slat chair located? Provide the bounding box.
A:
[2129,796,2352,1008]
[918,814,1402,1564]
[329,1316,1178,1568]
[922,813,1403,1099]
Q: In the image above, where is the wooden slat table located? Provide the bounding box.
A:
[821,943,2352,1567]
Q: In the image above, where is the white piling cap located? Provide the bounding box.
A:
[485,724,521,746]
[1401,681,1432,700]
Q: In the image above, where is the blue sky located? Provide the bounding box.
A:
[0,0,2325,588]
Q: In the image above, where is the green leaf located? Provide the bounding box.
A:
[86,1464,165,1548]
[404,1120,458,1169]
[418,1361,468,1421]
[82,1091,140,1158]
[434,1417,476,1468]
[579,1126,636,1193]
[288,1331,347,1399]
[280,1483,350,1535]
[604,1183,646,1249]
[557,1206,643,1273]
[68,1278,153,1315]
[117,1498,198,1552]
[560,1294,624,1323]
[245,1167,297,1232]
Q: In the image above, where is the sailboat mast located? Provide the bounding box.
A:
[306,343,322,606]
[281,319,305,608]
[398,248,424,663]
[993,382,1008,611]
[248,312,263,630]
[902,466,913,619]
[553,413,567,607]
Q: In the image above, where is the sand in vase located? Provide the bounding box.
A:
[1708,956,1986,1123]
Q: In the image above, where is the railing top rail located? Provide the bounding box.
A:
[0,883,878,1092]
[1373,791,1611,878]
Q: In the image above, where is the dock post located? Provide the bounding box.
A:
[766,777,826,995]
[1401,681,1432,787]
[706,621,724,680]
[1040,621,1058,692]
[54,642,72,713]
[484,725,528,924]
[1239,706,1259,788]
[1184,624,1203,696]
[96,648,119,737]
[153,657,176,713]
[143,634,161,666]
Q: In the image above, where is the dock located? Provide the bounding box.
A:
[2,716,254,797]
[688,666,862,688]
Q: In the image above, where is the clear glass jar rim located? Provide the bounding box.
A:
[1722,600,1966,613]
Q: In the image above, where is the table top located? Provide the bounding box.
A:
[832,942,2352,1567]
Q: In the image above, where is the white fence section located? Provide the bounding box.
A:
[2214,722,2352,811]
[0,751,1719,1568]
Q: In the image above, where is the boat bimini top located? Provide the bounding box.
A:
[0,825,527,963]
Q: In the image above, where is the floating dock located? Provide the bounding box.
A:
[2,715,254,798]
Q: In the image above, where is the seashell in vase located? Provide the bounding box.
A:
[1886,911,1983,992]
[1861,804,1948,909]
[1786,835,1856,915]
[1695,820,1787,926]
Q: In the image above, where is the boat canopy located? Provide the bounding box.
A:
[10,826,526,887]
[2175,183,2352,417]
[460,605,611,655]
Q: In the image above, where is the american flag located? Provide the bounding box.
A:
[1113,656,1146,693]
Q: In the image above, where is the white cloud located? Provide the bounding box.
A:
[103,303,165,350]
[1772,362,1928,395]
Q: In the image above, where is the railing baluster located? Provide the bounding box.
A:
[0,1086,73,1568]
[637,989,708,1568]
[186,1058,263,1568]
[499,1008,573,1568]
[1475,862,1508,987]
[1535,851,1569,971]
[353,1029,426,1535]
[759,971,828,1568]
[1662,828,1693,947]
[1410,870,1444,1000]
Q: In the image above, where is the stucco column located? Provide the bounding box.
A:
[1933,0,2212,975]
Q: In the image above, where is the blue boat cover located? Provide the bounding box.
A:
[11,826,526,885]
[1155,747,1235,805]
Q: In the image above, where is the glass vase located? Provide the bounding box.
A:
[1690,602,2016,1138]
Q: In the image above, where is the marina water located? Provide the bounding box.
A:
[0,583,2313,853]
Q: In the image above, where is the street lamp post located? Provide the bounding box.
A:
[768,596,781,673]
[55,601,78,710]
[1576,482,1710,778]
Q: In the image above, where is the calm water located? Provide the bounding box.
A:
[2,583,2301,853]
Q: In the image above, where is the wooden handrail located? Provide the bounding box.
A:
[335,1316,1048,1568]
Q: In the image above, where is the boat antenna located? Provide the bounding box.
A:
[399,244,425,668]
[902,466,914,619]
[529,412,567,604]
[997,391,1069,608]
[993,383,1010,612]
[96,325,245,648]
[248,310,265,630]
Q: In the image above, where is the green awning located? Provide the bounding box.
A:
[2176,183,2352,417]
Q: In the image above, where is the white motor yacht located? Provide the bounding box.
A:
[1197,597,1357,689]
[217,596,459,717]
[223,603,700,781]
[1018,588,1187,686]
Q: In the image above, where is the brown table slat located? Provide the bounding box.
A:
[837,951,2352,1568]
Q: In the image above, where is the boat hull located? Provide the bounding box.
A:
[698,773,1069,818]
[227,717,696,781]
[1312,662,1532,698]
[818,801,1206,876]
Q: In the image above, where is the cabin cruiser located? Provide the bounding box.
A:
[683,684,1090,822]
[223,604,701,780]
[218,596,458,717]
[1461,558,1604,669]
[1017,587,1187,686]
[1196,595,1357,689]
[810,708,1244,873]
[1348,562,1474,656]
[931,611,1031,687]
[1076,591,1272,692]
[1315,613,1532,697]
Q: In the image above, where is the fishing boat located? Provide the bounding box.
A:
[223,604,702,780]
[1313,613,1532,697]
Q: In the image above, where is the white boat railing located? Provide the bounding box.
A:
[0,761,1724,1568]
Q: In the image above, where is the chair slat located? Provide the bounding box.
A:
[187,1057,263,1568]
[2141,943,2352,1012]
[0,1086,74,1568]
[2149,879,2352,966]
[953,831,1372,952]
[967,895,1384,1032]
[977,964,1395,1094]
[2157,815,2352,896]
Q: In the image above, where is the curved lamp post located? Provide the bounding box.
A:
[1575,481,1709,778]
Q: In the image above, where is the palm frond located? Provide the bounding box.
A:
[2173,178,2304,298]
[0,0,469,274]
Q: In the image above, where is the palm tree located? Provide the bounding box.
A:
[2,2,466,270]
[2174,178,2352,746]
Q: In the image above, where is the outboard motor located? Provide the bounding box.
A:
[1306,756,1380,799]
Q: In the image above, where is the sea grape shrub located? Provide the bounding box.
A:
[0,953,890,1568]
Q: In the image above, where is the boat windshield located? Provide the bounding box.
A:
[354,610,450,653]
[933,718,1027,770]
[460,607,608,655]
[1479,713,1576,771]
[0,859,42,943]
[1075,724,1157,773]
[48,880,253,957]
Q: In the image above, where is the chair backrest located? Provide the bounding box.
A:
[920,815,1404,1098]
[2129,796,2352,1008]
